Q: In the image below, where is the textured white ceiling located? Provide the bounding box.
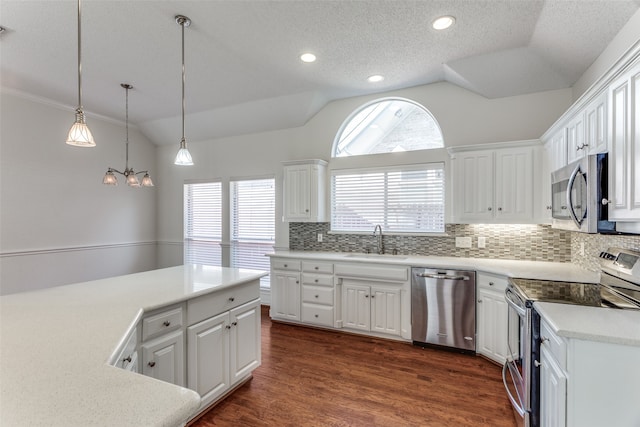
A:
[1,0,638,145]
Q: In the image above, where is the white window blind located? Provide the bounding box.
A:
[184,181,222,266]
[331,163,445,233]
[230,178,275,287]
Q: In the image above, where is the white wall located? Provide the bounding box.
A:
[0,91,158,294]
[156,82,573,267]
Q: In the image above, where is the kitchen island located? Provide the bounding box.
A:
[0,264,267,427]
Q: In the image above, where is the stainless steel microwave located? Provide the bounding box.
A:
[551,153,615,233]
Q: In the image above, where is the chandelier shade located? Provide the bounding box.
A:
[66,0,95,147]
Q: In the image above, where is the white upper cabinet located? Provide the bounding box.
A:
[451,142,536,224]
[608,60,640,222]
[282,159,327,222]
[566,112,587,163]
[585,92,608,155]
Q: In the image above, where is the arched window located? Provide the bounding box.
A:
[330,98,445,234]
[332,98,443,158]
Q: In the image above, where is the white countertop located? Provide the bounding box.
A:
[534,302,640,346]
[268,250,601,283]
[0,264,267,427]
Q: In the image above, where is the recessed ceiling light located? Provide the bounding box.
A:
[432,15,455,30]
[368,75,384,83]
[300,53,317,63]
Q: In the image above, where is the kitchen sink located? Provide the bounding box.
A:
[345,254,408,260]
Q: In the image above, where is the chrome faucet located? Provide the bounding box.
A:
[372,224,383,254]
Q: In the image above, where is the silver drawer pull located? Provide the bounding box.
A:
[315,279,319,283]
[315,314,319,318]
[417,273,469,281]
[232,322,238,326]
[284,264,288,268]
[540,336,549,344]
[229,297,235,302]
[315,295,319,298]
[123,356,132,363]
[226,325,231,330]
[314,266,319,270]
[163,321,171,327]
[489,282,494,286]
[148,361,156,367]
[534,360,542,368]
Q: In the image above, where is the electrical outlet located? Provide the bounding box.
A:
[455,236,472,248]
[478,236,486,249]
[317,233,323,243]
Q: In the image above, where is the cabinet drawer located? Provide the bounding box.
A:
[188,280,260,326]
[302,285,334,305]
[302,261,333,274]
[478,272,508,292]
[540,319,566,370]
[142,306,183,342]
[301,273,333,287]
[301,303,334,327]
[271,259,301,271]
[335,263,408,282]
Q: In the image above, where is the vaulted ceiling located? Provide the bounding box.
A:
[1,1,638,145]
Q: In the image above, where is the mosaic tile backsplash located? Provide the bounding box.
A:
[289,223,572,262]
[571,232,640,271]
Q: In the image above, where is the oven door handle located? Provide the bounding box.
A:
[502,361,527,417]
[505,287,527,317]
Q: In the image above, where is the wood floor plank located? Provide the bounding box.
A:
[191,306,517,427]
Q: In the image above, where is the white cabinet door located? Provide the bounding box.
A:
[271,272,300,321]
[342,283,371,331]
[229,299,261,386]
[540,345,567,427]
[566,113,587,163]
[495,147,534,222]
[609,65,640,221]
[370,286,401,336]
[142,330,185,387]
[283,164,311,220]
[187,312,229,406]
[455,151,495,222]
[282,160,327,222]
[586,93,608,155]
[476,288,508,365]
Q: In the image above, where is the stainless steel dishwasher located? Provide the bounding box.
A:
[411,268,476,352]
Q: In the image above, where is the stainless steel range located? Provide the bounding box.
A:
[503,247,640,427]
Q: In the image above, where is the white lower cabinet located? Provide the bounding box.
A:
[342,280,402,337]
[141,330,185,387]
[540,345,567,427]
[270,258,302,322]
[187,299,261,410]
[476,273,509,364]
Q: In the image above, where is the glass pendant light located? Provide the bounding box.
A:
[174,15,193,166]
[66,0,96,147]
[102,84,154,188]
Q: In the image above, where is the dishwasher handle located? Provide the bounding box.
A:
[415,273,470,281]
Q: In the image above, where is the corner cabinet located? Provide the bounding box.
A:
[450,142,538,224]
[282,159,328,222]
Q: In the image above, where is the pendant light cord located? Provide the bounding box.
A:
[181,19,186,143]
[77,0,82,110]
[125,85,130,170]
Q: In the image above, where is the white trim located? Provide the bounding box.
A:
[331,161,445,175]
[0,241,157,258]
[446,139,541,156]
[184,178,222,185]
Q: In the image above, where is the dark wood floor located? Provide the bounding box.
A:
[192,306,517,427]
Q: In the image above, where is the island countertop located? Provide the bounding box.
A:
[0,264,267,427]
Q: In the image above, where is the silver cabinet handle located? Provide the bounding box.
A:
[488,207,492,211]
[315,314,319,318]
[371,295,375,299]
[315,279,319,283]
[540,336,549,344]
[478,299,483,303]
[315,295,319,298]
[123,356,132,363]
[232,321,238,326]
[284,264,288,268]
[314,266,319,270]
[225,325,231,329]
[148,361,156,367]
[602,198,611,205]
[163,321,171,327]
[365,295,369,298]
[534,360,542,368]
[498,207,502,211]
[417,273,469,280]
[229,297,235,302]
[489,282,494,286]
